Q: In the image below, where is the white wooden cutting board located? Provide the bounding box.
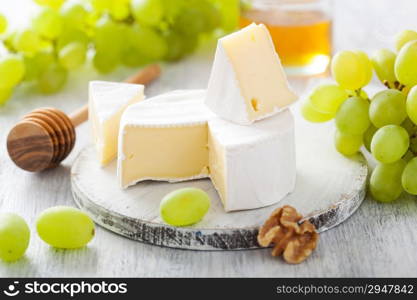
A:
[70,103,367,250]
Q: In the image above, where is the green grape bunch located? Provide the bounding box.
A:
[0,0,241,105]
[302,29,417,203]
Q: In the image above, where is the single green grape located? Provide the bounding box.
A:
[60,1,88,27]
[58,42,87,70]
[93,50,118,73]
[395,40,417,86]
[331,50,373,90]
[37,63,68,94]
[57,27,89,52]
[369,89,407,128]
[13,29,42,55]
[0,87,13,106]
[0,54,26,89]
[93,17,125,60]
[334,129,362,156]
[370,160,406,203]
[395,29,417,51]
[0,213,30,262]
[363,124,377,152]
[406,85,417,125]
[355,50,374,84]
[402,157,417,195]
[109,0,130,21]
[121,27,152,68]
[309,83,348,114]
[32,7,62,40]
[173,6,207,36]
[23,51,55,82]
[128,25,167,60]
[121,27,150,67]
[371,125,409,163]
[371,49,397,85]
[36,206,95,249]
[0,13,7,34]
[34,0,65,9]
[132,0,164,27]
[160,188,210,227]
[335,96,370,135]
[301,98,334,123]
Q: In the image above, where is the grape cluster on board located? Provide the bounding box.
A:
[302,29,417,203]
[0,0,240,105]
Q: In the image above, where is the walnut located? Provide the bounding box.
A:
[257,205,319,264]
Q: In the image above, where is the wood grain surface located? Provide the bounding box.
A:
[1,0,417,277]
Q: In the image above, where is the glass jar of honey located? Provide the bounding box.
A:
[240,0,332,76]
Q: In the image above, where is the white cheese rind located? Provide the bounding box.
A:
[119,90,213,128]
[208,109,296,211]
[205,23,298,125]
[205,44,249,125]
[89,81,145,123]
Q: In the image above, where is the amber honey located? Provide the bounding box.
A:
[240,7,332,75]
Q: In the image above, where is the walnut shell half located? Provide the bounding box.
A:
[257,205,319,264]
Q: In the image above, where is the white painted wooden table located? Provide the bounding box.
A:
[1,0,417,277]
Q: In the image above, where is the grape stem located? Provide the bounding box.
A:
[398,83,406,91]
[383,80,406,91]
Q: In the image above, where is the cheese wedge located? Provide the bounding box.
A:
[89,81,144,166]
[208,109,296,211]
[206,23,298,125]
[118,90,214,188]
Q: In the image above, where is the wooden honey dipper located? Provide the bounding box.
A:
[7,64,161,172]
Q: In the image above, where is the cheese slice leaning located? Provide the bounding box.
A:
[205,23,298,125]
[89,81,144,166]
[118,90,214,188]
[208,109,296,211]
